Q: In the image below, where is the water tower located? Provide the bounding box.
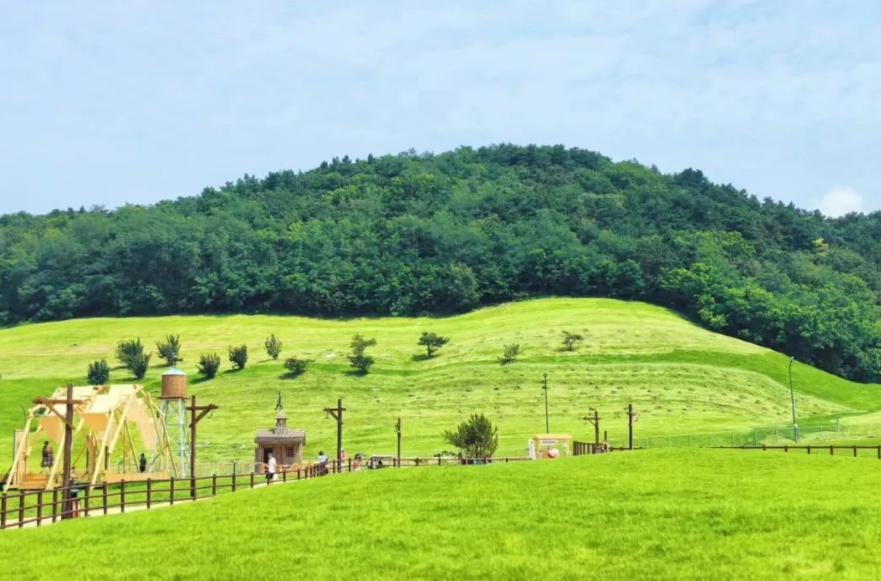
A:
[160,367,189,477]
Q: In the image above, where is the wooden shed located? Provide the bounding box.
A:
[254,412,305,473]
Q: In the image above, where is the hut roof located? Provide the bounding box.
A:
[255,429,306,444]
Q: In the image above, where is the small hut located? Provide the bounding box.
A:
[254,411,305,473]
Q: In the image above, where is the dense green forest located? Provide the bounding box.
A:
[1,145,880,381]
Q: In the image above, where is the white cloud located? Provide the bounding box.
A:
[818,187,864,217]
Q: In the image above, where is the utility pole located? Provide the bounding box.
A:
[186,396,218,498]
[581,408,601,445]
[541,373,550,433]
[395,417,402,467]
[789,357,799,443]
[32,383,82,519]
[323,398,345,473]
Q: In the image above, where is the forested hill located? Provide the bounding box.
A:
[1,145,880,381]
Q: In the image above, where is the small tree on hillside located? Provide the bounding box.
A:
[265,334,283,360]
[116,338,145,368]
[418,332,450,358]
[128,352,151,380]
[156,334,181,366]
[561,331,583,351]
[443,414,499,458]
[197,353,221,379]
[348,334,377,374]
[229,344,248,370]
[283,357,311,378]
[87,360,110,385]
[498,343,521,365]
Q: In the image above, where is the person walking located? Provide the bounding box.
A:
[266,453,277,484]
[317,451,328,476]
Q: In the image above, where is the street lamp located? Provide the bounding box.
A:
[541,373,550,433]
[789,356,799,443]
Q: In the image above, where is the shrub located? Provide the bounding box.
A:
[561,331,583,351]
[87,360,110,385]
[229,344,248,370]
[498,343,521,365]
[283,357,311,377]
[265,334,283,360]
[156,334,181,366]
[197,353,221,379]
[128,352,151,380]
[348,334,377,374]
[442,414,499,458]
[116,338,144,368]
[418,332,450,358]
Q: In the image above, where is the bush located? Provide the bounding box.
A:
[418,332,450,358]
[87,360,110,385]
[348,334,377,374]
[265,334,283,360]
[197,353,221,379]
[156,334,181,366]
[128,352,151,380]
[229,344,248,370]
[116,338,144,368]
[283,357,311,377]
[498,343,521,365]
[561,331,583,351]
[442,414,499,458]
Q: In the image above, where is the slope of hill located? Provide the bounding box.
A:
[1,298,878,467]
[1,145,880,381]
[3,450,881,581]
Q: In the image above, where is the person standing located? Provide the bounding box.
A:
[41,441,54,470]
[317,451,328,476]
[139,453,147,473]
[266,453,277,484]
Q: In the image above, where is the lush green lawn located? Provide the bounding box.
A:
[2,449,881,581]
[1,298,879,468]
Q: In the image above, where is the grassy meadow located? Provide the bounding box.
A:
[1,298,880,468]
[2,449,881,581]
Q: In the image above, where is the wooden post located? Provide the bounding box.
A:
[37,491,43,525]
[61,383,74,519]
[170,477,175,505]
[324,398,346,474]
[396,417,402,467]
[212,474,218,495]
[147,479,152,509]
[627,404,635,450]
[807,446,811,455]
[854,445,858,458]
[877,445,880,460]
[120,480,126,513]
[784,445,788,452]
[18,490,25,527]
[1,493,6,529]
[830,446,834,456]
[83,486,90,517]
[102,485,108,515]
[250,472,255,488]
[186,396,218,499]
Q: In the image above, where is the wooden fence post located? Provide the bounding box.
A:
[83,486,90,517]
[212,474,217,496]
[120,480,126,513]
[147,479,152,509]
[1,493,6,529]
[854,446,858,458]
[784,445,788,452]
[102,485,108,515]
[37,491,43,526]
[18,490,25,527]
[231,471,236,492]
[807,446,811,455]
[170,477,175,505]
[830,446,834,456]
[877,445,880,460]
[250,472,255,488]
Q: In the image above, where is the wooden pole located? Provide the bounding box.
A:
[323,398,346,474]
[61,383,74,520]
[190,395,196,498]
[396,417,402,467]
[627,404,634,450]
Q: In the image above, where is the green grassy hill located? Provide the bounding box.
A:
[3,450,881,581]
[1,298,879,467]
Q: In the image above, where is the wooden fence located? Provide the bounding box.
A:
[715,444,881,458]
[0,455,529,530]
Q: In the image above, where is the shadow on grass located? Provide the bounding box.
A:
[411,353,431,362]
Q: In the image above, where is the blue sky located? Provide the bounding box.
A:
[1,0,879,216]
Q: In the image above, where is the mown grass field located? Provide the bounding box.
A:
[1,298,879,468]
[2,449,881,581]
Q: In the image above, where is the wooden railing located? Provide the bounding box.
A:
[715,444,881,458]
[0,455,531,530]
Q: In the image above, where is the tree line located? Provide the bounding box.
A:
[1,144,879,381]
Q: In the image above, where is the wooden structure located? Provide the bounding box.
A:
[6,384,175,490]
[531,433,573,458]
[254,411,305,474]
